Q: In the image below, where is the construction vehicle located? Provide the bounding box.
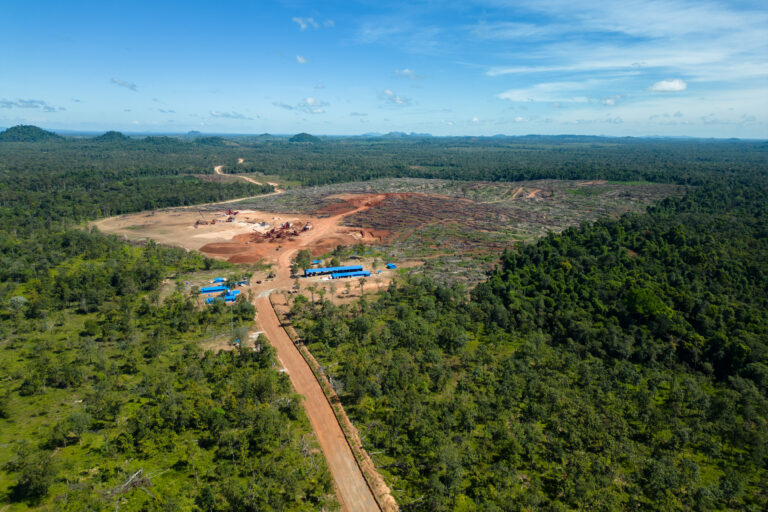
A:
[194,210,213,227]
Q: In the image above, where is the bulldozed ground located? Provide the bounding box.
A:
[228,178,684,283]
[94,178,683,285]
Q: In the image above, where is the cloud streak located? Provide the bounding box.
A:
[111,77,137,91]
[395,68,422,80]
[273,98,329,114]
[210,110,254,120]
[292,17,318,30]
[0,98,64,112]
[292,16,334,30]
[298,97,328,114]
[381,89,411,106]
[649,78,687,92]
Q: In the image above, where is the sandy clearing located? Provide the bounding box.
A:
[526,188,542,199]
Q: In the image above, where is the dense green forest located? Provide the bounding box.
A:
[2,129,766,189]
[0,127,334,510]
[292,181,768,510]
[1,125,766,510]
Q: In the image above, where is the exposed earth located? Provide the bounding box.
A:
[93,193,397,266]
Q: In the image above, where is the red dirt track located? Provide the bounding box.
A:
[254,296,381,511]
[244,196,398,511]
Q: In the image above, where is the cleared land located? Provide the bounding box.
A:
[95,179,681,274]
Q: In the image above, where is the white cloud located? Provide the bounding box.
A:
[298,97,328,114]
[296,55,308,64]
[111,77,137,91]
[314,83,325,89]
[472,117,480,123]
[649,78,687,92]
[292,17,318,31]
[381,89,411,106]
[210,110,254,120]
[498,80,598,103]
[601,95,623,105]
[273,98,328,114]
[0,98,62,112]
[395,68,422,80]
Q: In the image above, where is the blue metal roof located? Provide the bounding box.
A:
[386,263,397,269]
[213,277,226,283]
[331,270,371,279]
[200,285,229,293]
[304,265,363,276]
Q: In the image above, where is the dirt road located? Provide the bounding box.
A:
[249,200,395,512]
[214,164,284,193]
[253,296,380,511]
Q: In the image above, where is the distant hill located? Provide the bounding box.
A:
[0,125,63,142]
[380,131,432,139]
[289,132,320,143]
[91,131,129,143]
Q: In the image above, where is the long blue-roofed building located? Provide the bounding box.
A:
[200,285,230,293]
[330,270,370,279]
[304,265,363,277]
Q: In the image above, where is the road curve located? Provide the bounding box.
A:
[253,295,380,511]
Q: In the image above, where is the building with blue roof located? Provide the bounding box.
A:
[331,270,371,279]
[304,265,363,277]
[200,285,230,293]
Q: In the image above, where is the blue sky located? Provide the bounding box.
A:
[1,0,766,137]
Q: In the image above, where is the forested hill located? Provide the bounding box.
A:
[0,125,62,142]
[292,179,768,510]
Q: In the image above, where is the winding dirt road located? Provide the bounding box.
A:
[213,164,283,193]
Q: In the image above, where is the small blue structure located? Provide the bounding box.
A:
[213,277,227,283]
[200,285,229,293]
[386,263,397,270]
[331,270,371,279]
[205,297,224,304]
[235,280,249,286]
[312,260,321,265]
[304,265,363,277]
